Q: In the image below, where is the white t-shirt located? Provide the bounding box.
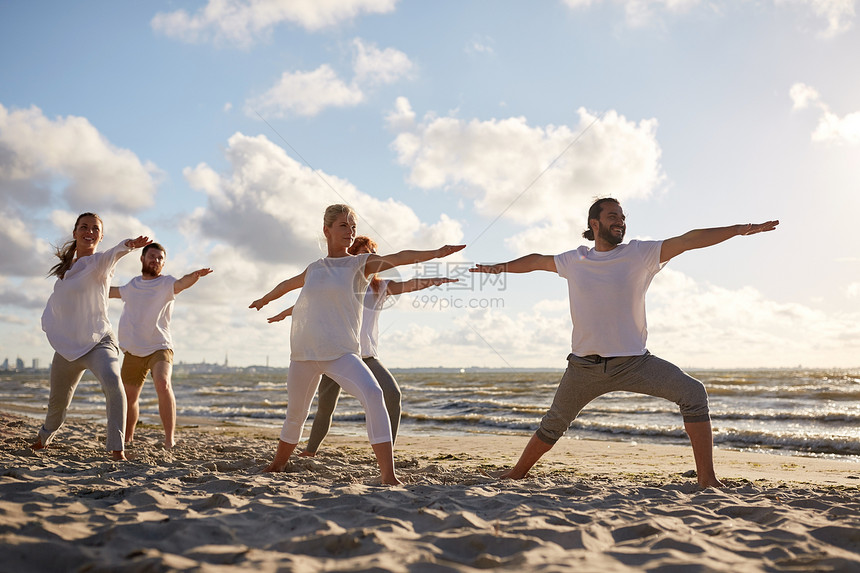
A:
[41,240,134,361]
[117,275,178,356]
[359,280,391,358]
[290,253,372,361]
[554,240,665,357]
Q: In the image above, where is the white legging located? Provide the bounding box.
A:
[280,354,392,445]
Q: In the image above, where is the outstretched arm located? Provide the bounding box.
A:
[364,245,466,276]
[108,286,121,299]
[174,268,213,295]
[249,269,306,311]
[387,277,458,296]
[106,236,151,267]
[124,236,152,250]
[469,253,557,275]
[268,306,294,323]
[660,220,779,263]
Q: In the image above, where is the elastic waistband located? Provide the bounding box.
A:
[570,353,609,364]
[569,352,648,364]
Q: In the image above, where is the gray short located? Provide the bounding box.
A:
[537,352,711,445]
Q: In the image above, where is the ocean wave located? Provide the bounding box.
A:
[711,410,860,424]
[707,385,860,400]
[715,428,860,457]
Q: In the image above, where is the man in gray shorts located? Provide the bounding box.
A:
[110,243,212,448]
[471,198,778,488]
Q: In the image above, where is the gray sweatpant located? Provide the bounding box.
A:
[38,333,127,452]
[304,356,401,453]
[537,352,710,445]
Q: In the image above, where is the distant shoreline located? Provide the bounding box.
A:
[3,364,857,376]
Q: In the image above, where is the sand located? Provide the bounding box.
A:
[1,411,859,572]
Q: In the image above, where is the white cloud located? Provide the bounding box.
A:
[184,131,464,266]
[504,219,586,256]
[247,65,364,118]
[0,209,53,277]
[790,82,860,145]
[385,96,416,131]
[247,39,411,118]
[812,111,860,145]
[847,283,860,298]
[0,275,52,310]
[789,82,821,110]
[389,101,664,254]
[151,0,399,47]
[352,38,413,85]
[0,103,160,214]
[647,268,860,367]
[380,305,571,367]
[774,0,855,37]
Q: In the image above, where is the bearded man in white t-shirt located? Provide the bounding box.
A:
[109,243,212,449]
[471,198,779,489]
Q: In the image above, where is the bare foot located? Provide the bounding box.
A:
[262,461,288,473]
[164,441,175,450]
[111,450,128,461]
[698,477,726,489]
[498,469,527,480]
[297,450,316,458]
[30,437,45,451]
[381,476,403,486]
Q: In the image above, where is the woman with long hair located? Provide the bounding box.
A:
[250,205,464,484]
[267,235,456,456]
[32,212,151,461]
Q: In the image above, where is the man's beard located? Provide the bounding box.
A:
[598,222,625,246]
[142,262,162,277]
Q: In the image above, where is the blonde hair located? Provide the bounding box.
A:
[49,212,103,279]
[323,204,356,227]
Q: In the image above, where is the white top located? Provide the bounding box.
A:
[554,240,665,358]
[117,275,178,356]
[290,253,371,361]
[41,240,134,361]
[359,279,391,358]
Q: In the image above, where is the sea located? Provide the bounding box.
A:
[2,367,859,462]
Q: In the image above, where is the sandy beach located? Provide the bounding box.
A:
[1,411,859,572]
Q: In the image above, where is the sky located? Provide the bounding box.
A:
[1,0,859,370]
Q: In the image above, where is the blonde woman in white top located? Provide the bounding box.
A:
[267,235,457,456]
[32,212,151,461]
[250,204,464,485]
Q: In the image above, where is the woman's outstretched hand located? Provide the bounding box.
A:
[125,236,153,249]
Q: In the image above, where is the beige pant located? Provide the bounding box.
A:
[39,334,126,451]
